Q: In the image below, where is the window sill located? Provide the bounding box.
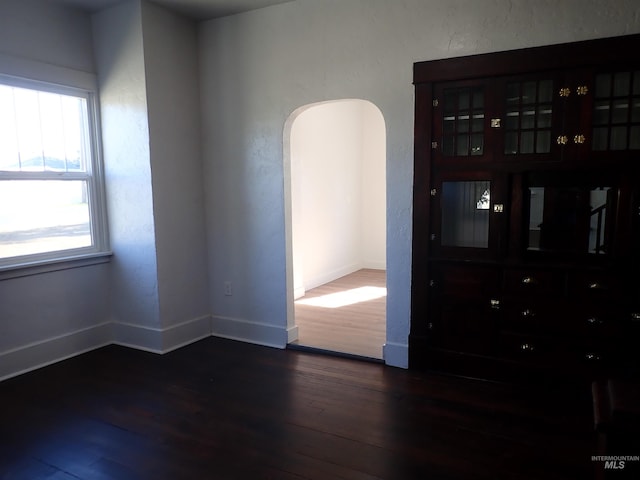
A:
[0,251,113,281]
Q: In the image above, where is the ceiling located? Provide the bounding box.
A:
[54,0,294,21]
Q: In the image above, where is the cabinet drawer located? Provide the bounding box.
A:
[431,264,500,298]
[568,272,621,299]
[503,269,563,296]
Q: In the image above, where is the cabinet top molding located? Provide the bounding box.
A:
[414,33,640,85]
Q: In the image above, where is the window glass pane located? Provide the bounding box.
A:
[441,181,490,248]
[538,80,553,103]
[456,134,469,155]
[0,180,91,259]
[634,71,640,95]
[612,99,629,124]
[442,135,455,156]
[630,126,640,149]
[593,101,610,125]
[472,91,484,109]
[521,109,535,129]
[458,90,470,110]
[595,74,611,98]
[592,127,608,151]
[614,72,631,96]
[506,83,520,105]
[505,132,518,154]
[0,85,87,173]
[522,82,537,103]
[471,115,484,132]
[537,106,552,128]
[632,100,640,123]
[536,131,551,153]
[520,131,534,154]
[470,134,483,156]
[610,126,627,150]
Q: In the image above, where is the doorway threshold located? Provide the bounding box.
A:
[287,342,384,364]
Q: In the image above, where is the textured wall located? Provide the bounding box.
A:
[199,0,640,367]
[0,0,109,377]
[93,1,160,333]
[142,2,210,329]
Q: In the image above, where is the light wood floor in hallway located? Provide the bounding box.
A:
[292,269,386,359]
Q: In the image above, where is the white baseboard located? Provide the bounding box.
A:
[383,342,408,369]
[0,322,112,382]
[113,315,212,354]
[287,325,299,343]
[304,263,361,291]
[362,261,386,270]
[211,315,288,349]
[293,286,305,300]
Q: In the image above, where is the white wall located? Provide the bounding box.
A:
[0,0,111,380]
[290,99,385,295]
[141,2,211,339]
[93,0,211,351]
[198,0,640,367]
[93,2,161,346]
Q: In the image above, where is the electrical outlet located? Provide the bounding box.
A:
[224,281,233,296]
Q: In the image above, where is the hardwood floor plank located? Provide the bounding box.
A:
[0,337,598,480]
[293,269,386,359]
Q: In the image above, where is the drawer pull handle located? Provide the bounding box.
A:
[520,343,535,352]
[521,309,536,318]
[586,317,603,325]
[585,353,601,361]
[632,313,640,321]
[490,299,501,310]
[521,276,537,285]
[589,282,605,290]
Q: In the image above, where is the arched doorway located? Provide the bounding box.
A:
[283,99,387,359]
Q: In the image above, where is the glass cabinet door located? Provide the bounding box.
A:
[441,180,491,248]
[431,174,506,259]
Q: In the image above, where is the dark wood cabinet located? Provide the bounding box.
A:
[410,34,640,382]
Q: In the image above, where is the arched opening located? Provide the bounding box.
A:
[283,99,387,359]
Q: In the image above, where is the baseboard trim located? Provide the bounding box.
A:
[211,315,287,349]
[113,315,212,354]
[383,341,408,369]
[0,322,112,382]
[304,263,361,291]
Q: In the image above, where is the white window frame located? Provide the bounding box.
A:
[0,73,110,276]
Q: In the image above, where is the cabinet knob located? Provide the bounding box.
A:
[559,87,571,97]
[557,135,569,145]
[573,134,586,144]
[631,313,640,321]
[520,343,535,352]
[427,322,434,330]
[588,282,605,290]
[521,276,537,285]
[576,85,589,96]
[586,317,604,325]
[585,353,601,361]
[521,309,536,318]
[490,299,501,310]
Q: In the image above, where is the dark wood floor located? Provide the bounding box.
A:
[0,337,599,479]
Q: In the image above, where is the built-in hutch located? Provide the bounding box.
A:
[411,34,640,381]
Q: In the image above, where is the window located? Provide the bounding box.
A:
[0,75,108,268]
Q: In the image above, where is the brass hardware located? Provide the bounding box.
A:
[430,234,436,241]
[521,276,537,285]
[431,141,438,149]
[430,188,437,197]
[586,317,603,325]
[521,309,536,318]
[520,343,535,352]
[631,313,640,321]
[585,353,601,361]
[427,322,434,330]
[429,279,436,287]
[490,299,501,310]
[576,85,589,96]
[432,99,439,107]
[493,204,504,213]
[559,87,571,97]
[557,135,568,145]
[589,282,604,290]
[491,118,501,128]
[573,134,586,144]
